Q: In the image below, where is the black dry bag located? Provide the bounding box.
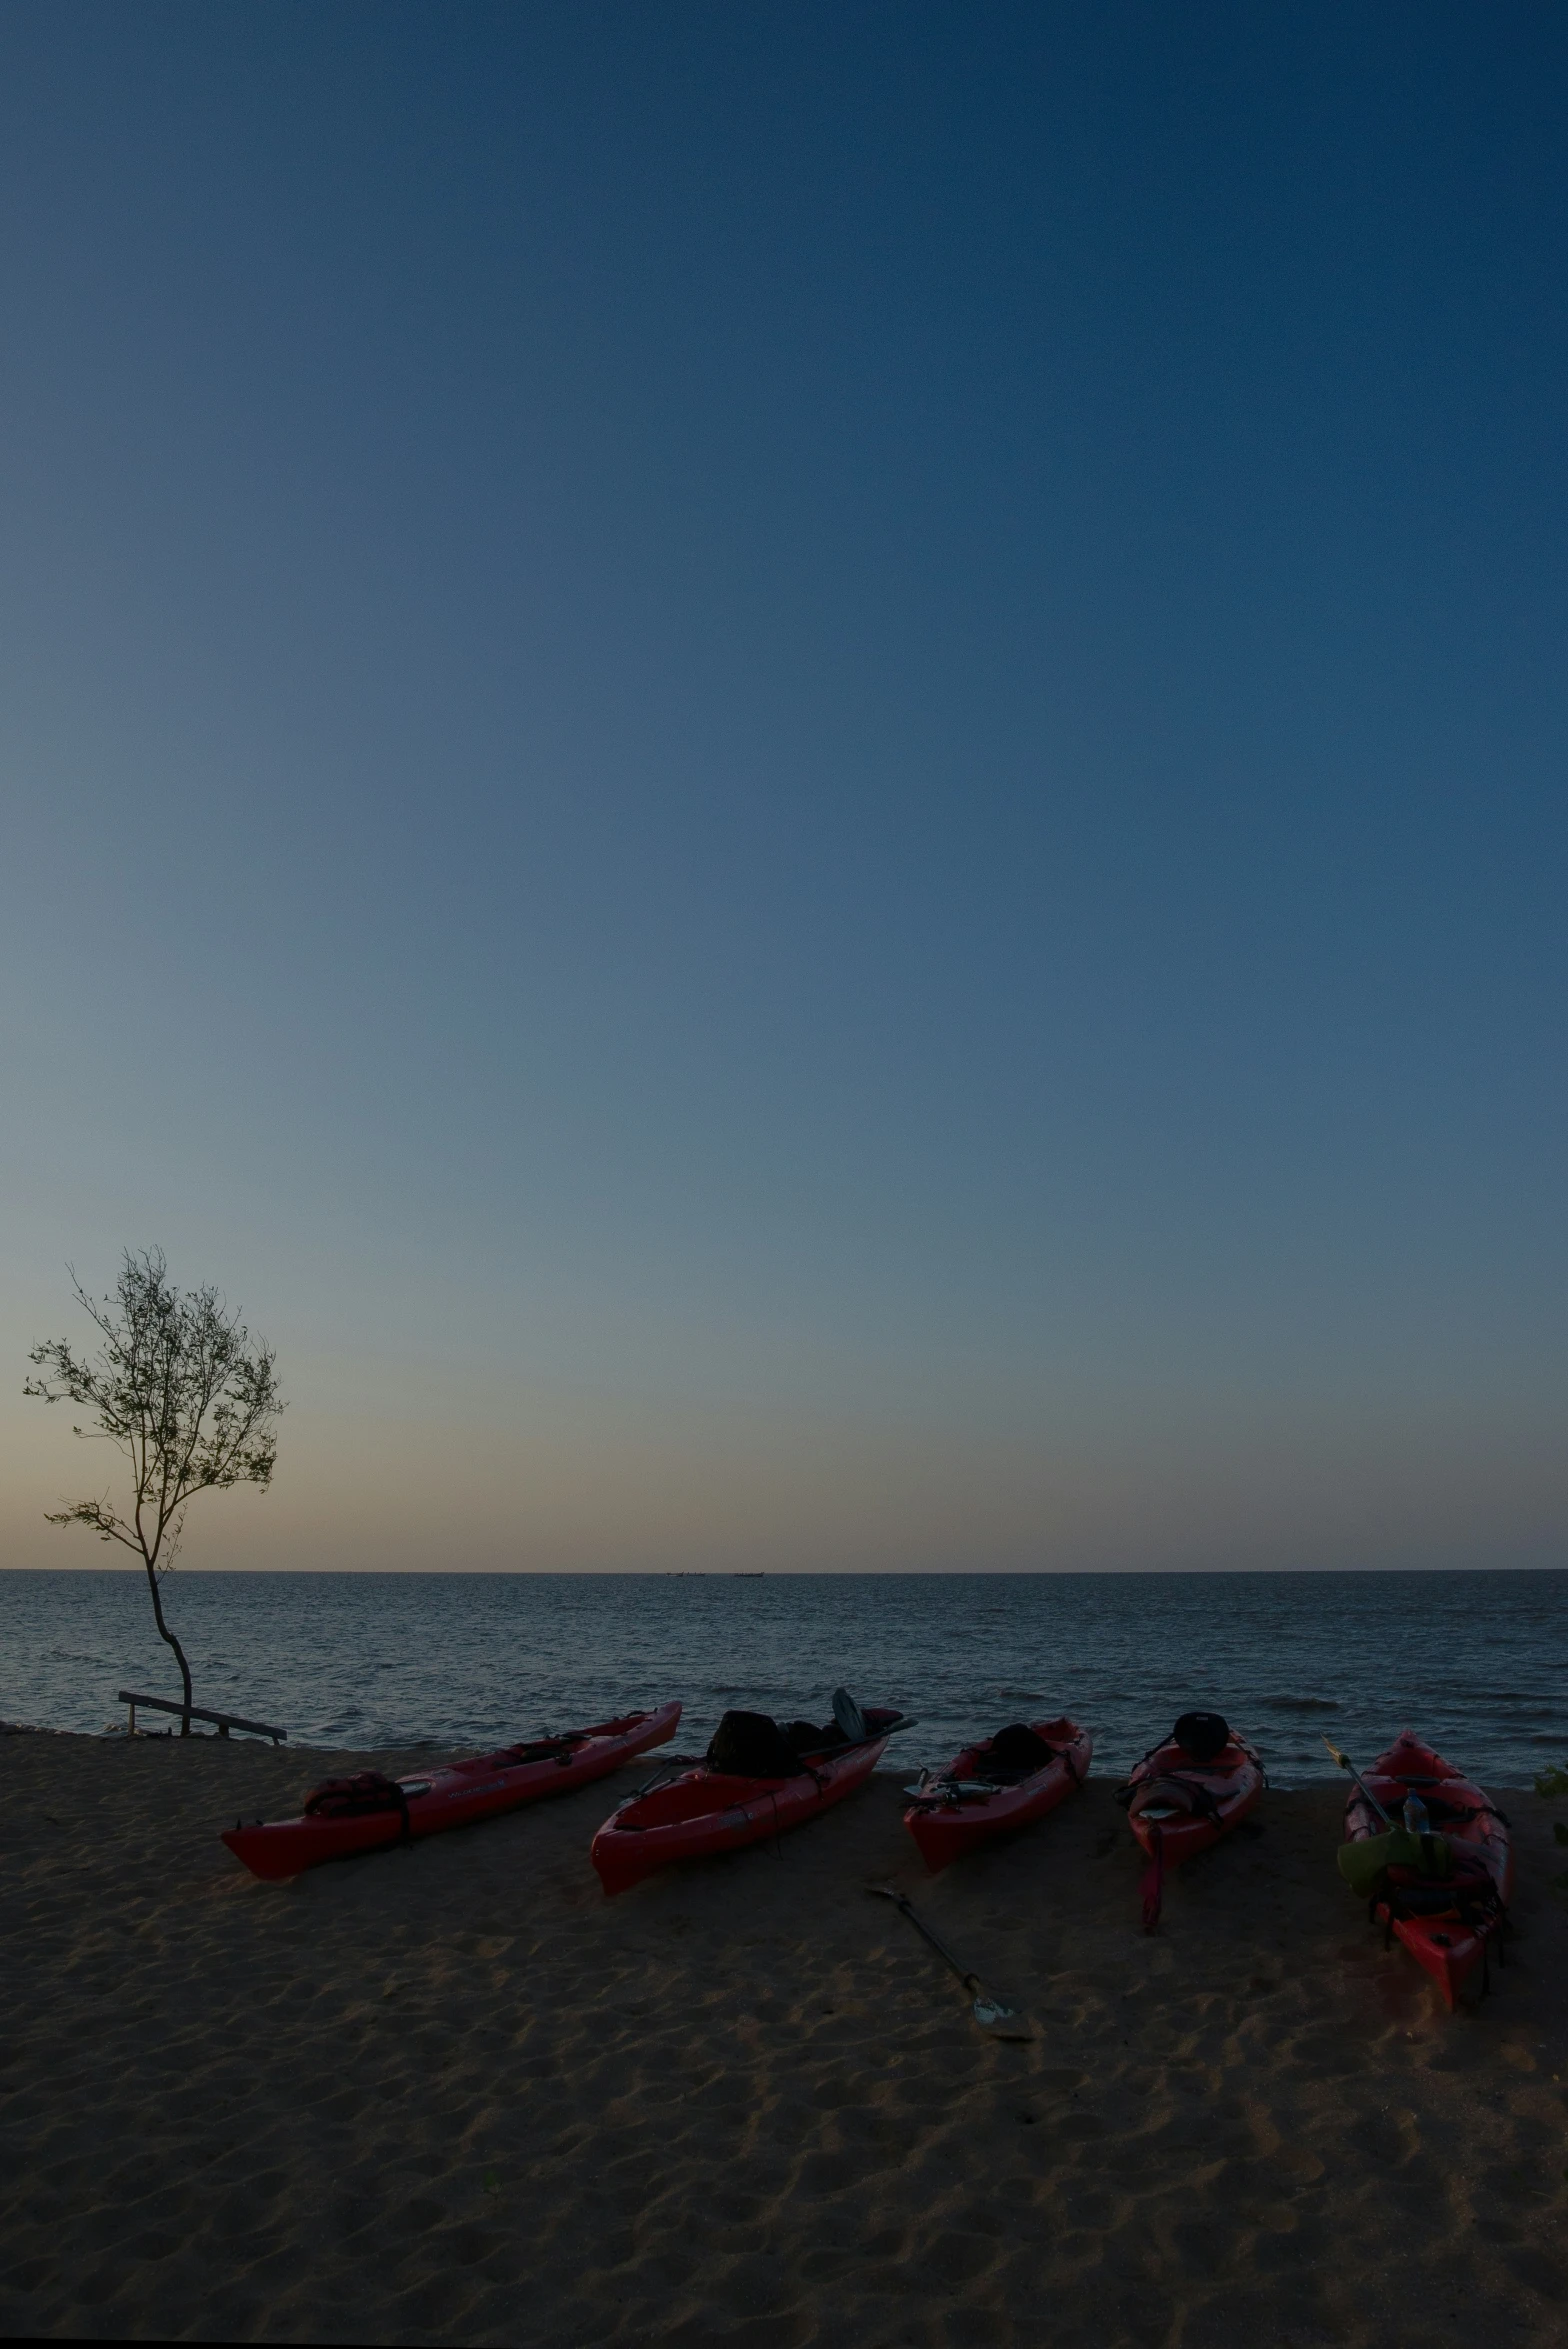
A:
[1171,1713,1230,1764]
[988,1723,1056,1778]
[705,1710,810,1777]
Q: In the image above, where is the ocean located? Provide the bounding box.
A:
[2,1566,1563,1787]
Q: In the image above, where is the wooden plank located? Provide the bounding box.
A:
[118,1691,287,1743]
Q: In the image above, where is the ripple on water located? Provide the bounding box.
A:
[3,1565,1564,1781]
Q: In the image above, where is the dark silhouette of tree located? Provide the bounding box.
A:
[26,1249,283,1732]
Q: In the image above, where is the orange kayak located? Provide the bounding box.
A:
[903,1716,1092,1871]
[1342,1730,1513,2009]
[591,1706,909,1895]
[1118,1716,1264,1929]
[223,1703,681,1880]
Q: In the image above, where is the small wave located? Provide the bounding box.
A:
[1264,1695,1341,1713]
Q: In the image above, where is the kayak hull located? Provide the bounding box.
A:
[903,1717,1092,1871]
[1123,1733,1264,1865]
[590,1706,905,1896]
[1119,1730,1264,1929]
[222,1703,682,1881]
[1342,1731,1513,2010]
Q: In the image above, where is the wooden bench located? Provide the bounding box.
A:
[118,1691,287,1744]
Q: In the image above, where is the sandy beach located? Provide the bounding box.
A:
[2,1729,1566,2348]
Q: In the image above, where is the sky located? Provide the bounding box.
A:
[3,2,1566,1574]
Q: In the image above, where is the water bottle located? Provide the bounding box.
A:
[1402,1794,1429,1835]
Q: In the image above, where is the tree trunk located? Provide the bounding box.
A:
[142,1557,194,1733]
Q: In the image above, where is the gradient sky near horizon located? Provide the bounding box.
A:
[3,3,1567,1574]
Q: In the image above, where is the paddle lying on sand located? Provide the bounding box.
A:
[1322,1736,1394,1828]
[866,1885,1034,2041]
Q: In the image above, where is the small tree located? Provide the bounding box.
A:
[26,1249,283,1731]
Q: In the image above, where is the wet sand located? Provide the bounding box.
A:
[2,1728,1566,2346]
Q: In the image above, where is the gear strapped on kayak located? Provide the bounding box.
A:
[703,1687,888,1780]
[1333,1731,1514,2008]
[902,1716,1092,1871]
[704,1711,841,1777]
[591,1700,914,1895]
[494,1734,590,1768]
[302,1771,416,1840]
[984,1722,1059,1779]
[1116,1717,1265,1932]
[222,1705,683,1881]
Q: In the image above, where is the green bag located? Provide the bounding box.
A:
[1337,1827,1451,1900]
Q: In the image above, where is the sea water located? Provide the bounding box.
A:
[2,1566,1563,1786]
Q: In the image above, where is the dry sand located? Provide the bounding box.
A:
[2,1728,1566,2348]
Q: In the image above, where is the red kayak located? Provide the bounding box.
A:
[223,1702,682,1881]
[1341,1730,1513,2009]
[591,1704,908,1896]
[1117,1713,1264,1930]
[903,1716,1092,1872]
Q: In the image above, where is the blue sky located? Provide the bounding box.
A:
[4,3,1566,1571]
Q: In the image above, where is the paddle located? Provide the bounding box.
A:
[866,1885,1034,2041]
[832,1690,919,1751]
[1322,1737,1393,1828]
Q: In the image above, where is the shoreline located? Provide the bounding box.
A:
[3,1730,1567,2345]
